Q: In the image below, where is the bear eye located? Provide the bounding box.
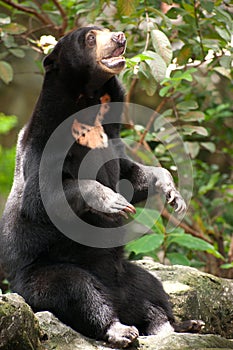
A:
[86,33,96,46]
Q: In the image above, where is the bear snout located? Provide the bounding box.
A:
[111,32,126,46]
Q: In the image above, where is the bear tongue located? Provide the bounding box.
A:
[111,46,125,57]
[102,46,125,60]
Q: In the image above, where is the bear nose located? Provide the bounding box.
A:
[112,32,126,46]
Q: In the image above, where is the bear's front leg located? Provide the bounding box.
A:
[64,179,136,218]
[120,159,186,214]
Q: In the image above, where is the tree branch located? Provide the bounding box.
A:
[2,0,54,27]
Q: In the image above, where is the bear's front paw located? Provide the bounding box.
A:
[101,191,136,218]
[155,169,186,214]
[88,184,136,218]
[105,321,139,348]
[165,187,187,214]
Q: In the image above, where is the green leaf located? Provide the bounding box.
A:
[117,0,138,15]
[177,45,192,65]
[184,142,200,159]
[9,48,25,58]
[0,113,17,134]
[180,111,205,122]
[144,50,167,83]
[167,252,190,266]
[176,101,198,111]
[3,23,27,35]
[220,262,233,269]
[0,146,16,195]
[166,7,186,19]
[0,61,13,84]
[200,142,216,153]
[219,55,232,69]
[200,0,214,13]
[215,26,231,43]
[151,30,172,65]
[199,172,220,195]
[138,68,157,96]
[182,125,208,136]
[127,54,153,64]
[2,34,15,48]
[180,73,193,82]
[162,0,173,5]
[126,234,164,254]
[214,67,232,80]
[159,85,172,97]
[214,8,233,31]
[170,68,196,82]
[168,233,223,259]
[182,3,195,16]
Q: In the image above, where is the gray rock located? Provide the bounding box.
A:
[135,260,233,339]
[0,293,41,350]
[36,311,233,350]
[36,311,107,350]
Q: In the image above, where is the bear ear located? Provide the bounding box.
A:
[43,47,60,72]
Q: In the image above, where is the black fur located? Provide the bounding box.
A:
[0,27,191,348]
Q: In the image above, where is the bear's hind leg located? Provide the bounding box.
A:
[116,261,204,336]
[115,261,175,335]
[14,263,138,347]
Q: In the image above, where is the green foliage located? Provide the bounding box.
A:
[0,14,27,84]
[0,114,17,195]
[126,208,222,266]
[0,113,17,133]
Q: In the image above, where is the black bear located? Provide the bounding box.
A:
[0,27,201,348]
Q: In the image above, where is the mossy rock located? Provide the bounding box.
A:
[0,293,41,350]
[136,261,233,339]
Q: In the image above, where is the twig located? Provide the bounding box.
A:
[161,207,213,244]
[124,78,138,126]
[138,97,168,148]
[26,24,55,37]
[228,234,233,263]
[52,0,68,36]
[144,7,150,52]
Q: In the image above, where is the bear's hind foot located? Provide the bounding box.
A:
[174,319,205,333]
[105,321,139,348]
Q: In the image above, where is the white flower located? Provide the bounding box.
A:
[38,35,57,54]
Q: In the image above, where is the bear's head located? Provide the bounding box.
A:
[43,26,126,93]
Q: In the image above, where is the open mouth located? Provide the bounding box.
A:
[101,45,126,69]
